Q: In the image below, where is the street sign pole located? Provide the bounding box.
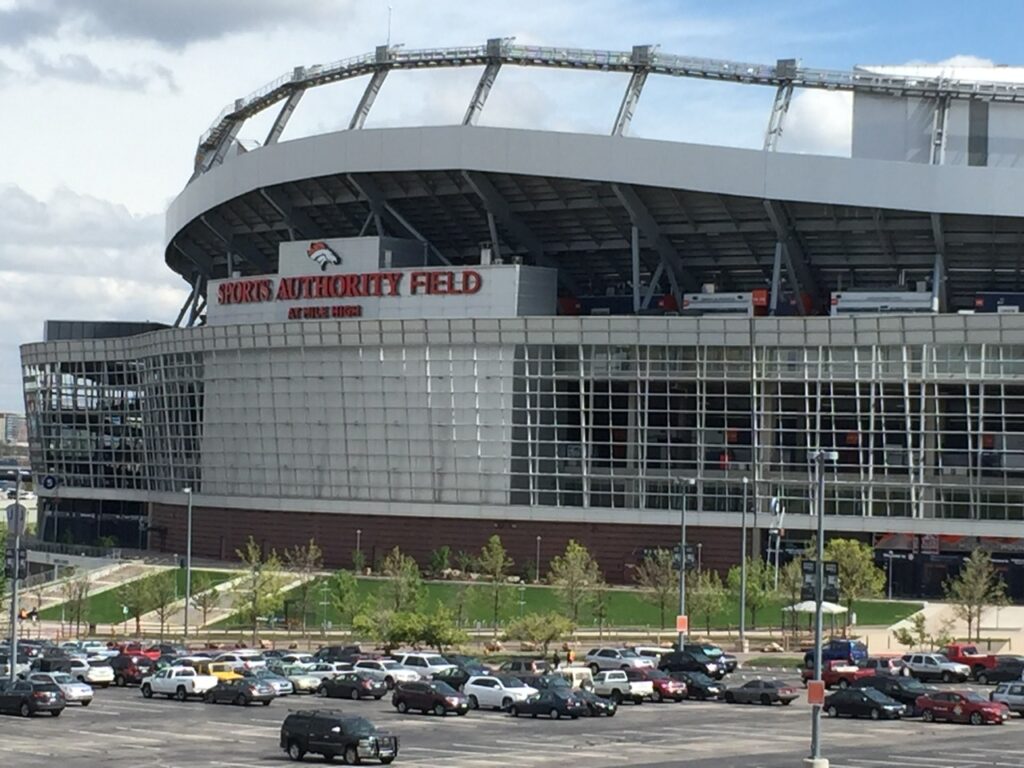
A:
[7,469,22,683]
[807,450,835,768]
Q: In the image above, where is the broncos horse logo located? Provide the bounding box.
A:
[307,241,342,271]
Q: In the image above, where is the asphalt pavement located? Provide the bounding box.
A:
[0,672,1020,768]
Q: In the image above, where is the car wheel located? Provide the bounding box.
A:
[468,695,479,709]
[396,700,408,714]
[610,690,622,704]
[380,759,394,766]
[115,675,126,687]
[77,676,86,683]
[286,741,305,761]
[384,677,394,689]
[433,703,446,716]
[318,685,328,697]
[838,679,849,690]
[19,702,30,717]
[977,674,989,685]
[343,745,360,765]
[175,686,188,702]
[550,708,561,720]
[349,688,360,701]
[203,692,214,704]
[262,700,271,706]
[652,690,663,703]
[922,709,935,723]
[941,671,953,684]
[50,709,62,717]
[970,711,983,726]
[509,705,519,718]
[501,696,511,710]
[827,705,838,718]
[870,708,880,720]
[141,684,153,699]
[235,694,247,707]
[760,694,771,706]
[724,692,735,704]
[589,663,600,675]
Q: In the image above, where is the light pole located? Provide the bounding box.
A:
[676,477,696,649]
[885,551,894,600]
[183,487,193,641]
[355,528,362,568]
[535,536,542,583]
[740,476,749,652]
[697,543,703,573]
[808,450,836,768]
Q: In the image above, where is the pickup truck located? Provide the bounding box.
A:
[591,670,653,704]
[943,644,999,678]
[801,659,875,690]
[141,666,219,701]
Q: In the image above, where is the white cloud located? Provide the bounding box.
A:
[781,90,852,157]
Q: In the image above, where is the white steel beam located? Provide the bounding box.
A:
[612,69,648,136]
[612,183,696,294]
[463,61,502,126]
[930,95,951,165]
[265,88,304,145]
[764,82,794,151]
[763,199,821,312]
[349,52,390,130]
[769,241,783,314]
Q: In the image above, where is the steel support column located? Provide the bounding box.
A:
[174,277,199,327]
[930,95,951,165]
[347,174,452,265]
[613,183,696,296]
[200,212,272,273]
[463,61,502,126]
[641,262,664,309]
[769,241,784,315]
[763,199,820,312]
[349,51,390,130]
[612,70,648,136]
[764,82,794,151]
[631,225,641,312]
[265,88,305,145]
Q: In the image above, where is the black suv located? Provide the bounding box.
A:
[280,710,398,764]
[851,675,937,716]
[976,656,1024,685]
[681,643,738,674]
[392,680,469,716]
[658,650,724,679]
[110,654,155,686]
[315,645,366,664]
[0,680,65,717]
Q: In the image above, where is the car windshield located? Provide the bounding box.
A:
[900,680,929,693]
[686,672,713,685]
[933,655,951,664]
[646,669,668,679]
[430,681,458,695]
[618,650,639,658]
[700,647,723,658]
[52,674,73,684]
[345,717,377,738]
[963,692,988,703]
[861,689,891,703]
[499,676,526,687]
[424,656,448,666]
[381,661,402,670]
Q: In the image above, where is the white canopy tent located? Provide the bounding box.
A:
[782,601,848,615]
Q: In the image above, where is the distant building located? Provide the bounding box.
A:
[1,413,28,445]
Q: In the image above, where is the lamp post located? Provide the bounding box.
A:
[183,487,193,640]
[740,476,749,652]
[808,450,836,768]
[884,551,895,600]
[535,536,542,583]
[676,477,696,649]
[696,543,703,573]
[355,528,362,568]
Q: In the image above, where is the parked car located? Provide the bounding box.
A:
[807,639,868,665]
[916,690,1010,725]
[194,660,243,682]
[634,668,686,702]
[242,668,294,696]
[516,674,573,693]
[354,659,421,689]
[900,653,971,683]
[141,666,219,701]
[214,651,267,671]
[26,672,93,706]
[852,675,937,716]
[0,680,65,717]
[630,645,671,662]
[724,679,798,706]
[802,659,875,690]
[464,674,538,710]
[110,654,155,687]
[392,680,469,715]
[320,671,388,700]
[591,669,653,704]
[584,647,655,673]
[668,670,724,700]
[860,656,905,677]
[497,659,551,676]
[943,643,999,678]
[658,650,722,679]
[574,687,617,716]
[68,657,114,688]
[431,665,476,691]
[306,661,353,682]
[824,687,905,720]
[392,652,457,678]
[274,653,317,670]
[975,656,1024,685]
[990,682,1024,715]
[681,643,738,674]
[314,645,367,664]
[552,665,594,691]
[508,689,587,719]
[279,664,323,694]
[203,677,276,706]
[280,710,398,764]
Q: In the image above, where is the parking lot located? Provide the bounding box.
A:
[0,671,1021,768]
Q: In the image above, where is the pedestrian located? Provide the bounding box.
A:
[552,650,561,669]
[567,647,576,665]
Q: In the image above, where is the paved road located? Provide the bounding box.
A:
[0,678,1020,768]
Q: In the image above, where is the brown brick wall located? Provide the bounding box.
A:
[150,503,748,584]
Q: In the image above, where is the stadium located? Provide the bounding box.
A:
[20,40,1024,597]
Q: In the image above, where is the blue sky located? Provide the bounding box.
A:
[0,0,1018,413]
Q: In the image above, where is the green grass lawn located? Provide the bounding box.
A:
[215,574,921,633]
[39,569,236,624]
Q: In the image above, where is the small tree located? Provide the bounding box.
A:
[62,575,91,637]
[149,571,179,642]
[231,537,286,646]
[428,546,452,577]
[726,557,774,629]
[824,538,886,630]
[689,569,726,635]
[190,572,221,628]
[892,612,955,650]
[353,609,424,651]
[548,540,602,624]
[503,612,574,656]
[116,575,155,636]
[477,535,514,633]
[328,569,360,627]
[351,548,367,574]
[284,538,324,637]
[454,550,475,574]
[378,547,423,612]
[450,582,477,628]
[421,604,469,653]
[591,581,611,639]
[633,548,678,629]
[778,557,805,635]
[944,548,1009,642]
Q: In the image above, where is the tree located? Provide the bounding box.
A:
[824,538,886,630]
[591,581,611,639]
[944,548,1009,642]
[778,557,806,635]
[378,547,423,612]
[231,536,286,646]
[351,548,366,574]
[116,575,155,636]
[62,575,91,637]
[450,582,477,628]
[477,535,514,633]
[892,612,955,651]
[284,538,324,637]
[190,572,221,628]
[353,609,424,651]
[689,569,726,635]
[428,546,451,577]
[420,604,469,653]
[548,540,602,624]
[633,548,678,629]
[327,569,361,627]
[503,612,574,655]
[149,571,179,642]
[726,558,774,629]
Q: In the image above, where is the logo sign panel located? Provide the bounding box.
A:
[807,680,826,706]
[675,615,689,633]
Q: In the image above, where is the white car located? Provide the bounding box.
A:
[279,665,322,694]
[592,670,654,704]
[305,661,352,681]
[80,641,116,658]
[631,645,670,661]
[69,658,115,688]
[141,666,219,701]
[27,672,94,706]
[585,647,656,672]
[392,652,456,678]
[354,659,421,688]
[464,675,538,710]
[214,651,267,671]
[275,653,316,669]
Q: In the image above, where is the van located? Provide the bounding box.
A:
[554,665,594,690]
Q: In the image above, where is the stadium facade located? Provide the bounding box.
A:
[20,42,1024,596]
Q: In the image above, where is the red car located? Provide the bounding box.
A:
[916,691,1010,725]
[633,668,687,702]
[802,659,875,690]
